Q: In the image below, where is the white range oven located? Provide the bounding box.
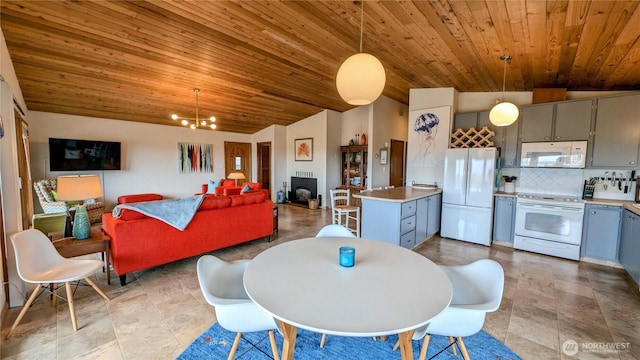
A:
[514,194,585,260]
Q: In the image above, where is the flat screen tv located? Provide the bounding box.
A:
[49,138,121,171]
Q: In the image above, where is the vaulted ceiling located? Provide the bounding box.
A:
[2,1,640,134]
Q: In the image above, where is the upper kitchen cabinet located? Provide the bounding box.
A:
[452,111,518,167]
[520,100,592,142]
[590,94,640,167]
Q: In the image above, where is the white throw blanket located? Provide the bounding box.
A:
[112,195,205,231]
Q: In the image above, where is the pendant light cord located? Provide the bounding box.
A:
[359,1,364,53]
[194,88,200,128]
[500,55,511,101]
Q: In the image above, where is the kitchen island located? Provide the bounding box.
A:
[353,187,442,248]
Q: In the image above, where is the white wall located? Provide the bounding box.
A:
[341,106,369,146]
[286,110,328,205]
[369,96,408,188]
[325,110,342,206]
[28,111,252,209]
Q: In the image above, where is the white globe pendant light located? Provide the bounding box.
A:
[489,55,519,127]
[336,1,386,106]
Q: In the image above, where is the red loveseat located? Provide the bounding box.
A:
[102,192,273,285]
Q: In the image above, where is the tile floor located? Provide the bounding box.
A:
[2,204,639,359]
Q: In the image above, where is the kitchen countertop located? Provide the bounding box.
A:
[352,186,442,202]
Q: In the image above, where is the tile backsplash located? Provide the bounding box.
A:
[517,168,583,196]
[500,167,638,200]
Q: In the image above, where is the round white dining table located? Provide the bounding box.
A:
[244,236,453,360]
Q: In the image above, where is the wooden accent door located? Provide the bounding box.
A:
[257,142,271,196]
[389,139,405,187]
[224,142,252,183]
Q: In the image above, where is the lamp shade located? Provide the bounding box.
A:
[227,172,246,180]
[336,52,386,106]
[56,175,103,201]
[489,102,519,127]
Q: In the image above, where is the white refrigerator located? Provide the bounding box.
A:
[440,147,496,246]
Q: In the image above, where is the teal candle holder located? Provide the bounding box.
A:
[339,246,355,267]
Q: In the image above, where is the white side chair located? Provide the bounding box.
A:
[329,189,360,237]
[315,224,357,238]
[197,255,280,360]
[394,259,504,360]
[6,229,110,339]
[315,224,356,348]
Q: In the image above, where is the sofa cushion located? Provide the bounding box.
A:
[118,193,163,204]
[200,195,231,210]
[222,179,236,187]
[239,191,266,205]
[229,194,245,207]
[119,209,148,221]
[207,179,222,194]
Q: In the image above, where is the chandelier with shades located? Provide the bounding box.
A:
[171,88,217,130]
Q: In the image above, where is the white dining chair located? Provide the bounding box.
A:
[394,259,504,360]
[197,255,280,360]
[6,229,110,339]
[315,224,357,238]
[329,189,360,237]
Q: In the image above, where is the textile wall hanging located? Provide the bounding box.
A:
[178,142,214,173]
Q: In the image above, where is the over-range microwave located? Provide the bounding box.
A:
[520,141,587,168]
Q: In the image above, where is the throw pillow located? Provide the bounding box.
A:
[207,179,222,194]
[240,184,252,193]
[50,190,58,201]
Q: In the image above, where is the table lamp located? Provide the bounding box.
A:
[228,172,246,186]
[56,175,103,240]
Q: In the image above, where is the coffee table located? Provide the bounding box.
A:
[244,237,452,359]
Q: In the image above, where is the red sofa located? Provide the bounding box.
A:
[200,182,266,196]
[102,191,273,285]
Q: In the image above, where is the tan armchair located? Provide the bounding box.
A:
[33,179,105,224]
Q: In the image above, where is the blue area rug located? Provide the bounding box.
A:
[177,322,521,359]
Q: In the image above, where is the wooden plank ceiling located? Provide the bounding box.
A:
[2,1,640,134]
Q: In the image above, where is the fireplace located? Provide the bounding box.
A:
[290,177,317,206]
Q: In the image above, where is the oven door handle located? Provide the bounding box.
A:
[517,203,584,213]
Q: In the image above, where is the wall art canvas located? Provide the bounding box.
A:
[178,142,214,173]
[294,138,313,161]
[406,106,451,185]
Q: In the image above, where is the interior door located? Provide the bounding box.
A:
[257,142,271,196]
[224,142,252,184]
[15,110,33,228]
[389,139,405,187]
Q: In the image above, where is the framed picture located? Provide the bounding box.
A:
[295,138,313,161]
[380,148,388,165]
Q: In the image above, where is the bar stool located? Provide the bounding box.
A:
[329,189,360,237]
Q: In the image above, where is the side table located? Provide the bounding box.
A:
[50,226,111,285]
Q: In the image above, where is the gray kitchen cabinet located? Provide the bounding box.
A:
[591,94,640,167]
[362,193,440,248]
[427,192,441,237]
[417,193,442,245]
[493,196,516,243]
[453,112,479,131]
[619,209,640,286]
[521,104,554,142]
[361,198,416,248]
[520,100,592,142]
[581,204,621,261]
